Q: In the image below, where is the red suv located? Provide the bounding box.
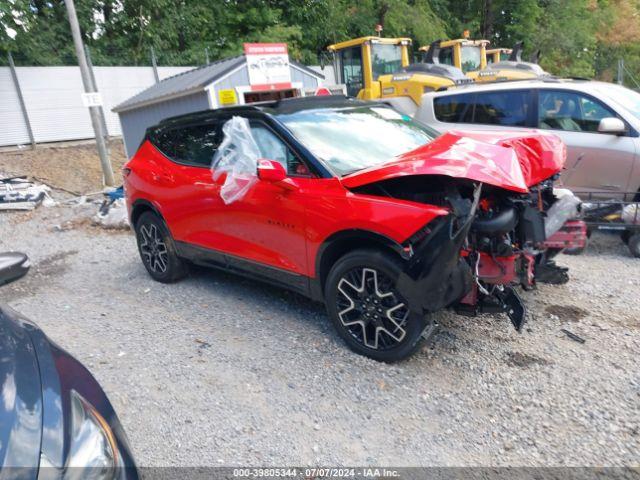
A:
[124,96,568,362]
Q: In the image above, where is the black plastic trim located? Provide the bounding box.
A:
[175,241,311,297]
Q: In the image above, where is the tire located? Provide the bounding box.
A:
[628,233,640,258]
[621,230,631,245]
[134,211,188,283]
[324,249,428,362]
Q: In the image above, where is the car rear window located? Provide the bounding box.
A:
[434,90,532,127]
[151,123,222,167]
[433,93,473,123]
[473,91,530,126]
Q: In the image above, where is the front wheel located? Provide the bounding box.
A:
[324,249,428,362]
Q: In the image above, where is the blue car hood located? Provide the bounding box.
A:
[0,305,42,478]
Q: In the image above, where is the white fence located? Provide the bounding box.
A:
[0,65,194,147]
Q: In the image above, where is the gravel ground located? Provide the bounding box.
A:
[0,197,638,467]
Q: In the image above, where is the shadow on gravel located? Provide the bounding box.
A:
[545,304,589,322]
[0,249,78,301]
[505,351,552,368]
[185,263,330,329]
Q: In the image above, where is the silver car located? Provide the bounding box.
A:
[415,79,640,198]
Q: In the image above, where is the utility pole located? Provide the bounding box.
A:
[205,47,210,65]
[150,46,160,83]
[84,45,110,144]
[65,0,115,186]
[617,59,624,85]
[7,53,36,149]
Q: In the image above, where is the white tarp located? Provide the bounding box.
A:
[211,117,260,204]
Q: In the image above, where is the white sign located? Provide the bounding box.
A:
[244,43,291,90]
[81,92,103,107]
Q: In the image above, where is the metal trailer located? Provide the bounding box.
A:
[579,192,640,258]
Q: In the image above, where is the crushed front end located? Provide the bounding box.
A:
[344,129,585,332]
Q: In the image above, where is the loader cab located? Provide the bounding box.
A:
[468,41,550,83]
[487,48,512,64]
[328,37,411,98]
[420,38,489,73]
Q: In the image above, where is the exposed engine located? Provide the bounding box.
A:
[352,173,585,331]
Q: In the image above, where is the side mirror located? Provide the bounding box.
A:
[0,252,30,287]
[598,117,626,135]
[257,159,287,183]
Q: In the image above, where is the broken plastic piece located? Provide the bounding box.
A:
[561,328,585,344]
[211,116,261,204]
[545,190,581,238]
[0,176,53,211]
[622,203,640,225]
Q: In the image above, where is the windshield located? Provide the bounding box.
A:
[371,44,403,80]
[277,106,438,176]
[597,84,640,122]
[461,45,482,73]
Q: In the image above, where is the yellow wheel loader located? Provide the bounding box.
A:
[418,38,489,73]
[486,48,512,64]
[421,39,549,83]
[327,36,472,115]
[468,41,549,82]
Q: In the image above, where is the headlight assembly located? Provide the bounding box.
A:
[64,390,123,480]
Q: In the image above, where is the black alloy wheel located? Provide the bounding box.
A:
[325,249,428,362]
[135,211,188,283]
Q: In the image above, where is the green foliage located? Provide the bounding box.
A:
[0,0,638,86]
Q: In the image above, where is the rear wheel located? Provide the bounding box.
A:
[325,249,428,362]
[134,211,188,283]
[628,233,640,258]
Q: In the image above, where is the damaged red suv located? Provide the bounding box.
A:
[124,96,570,362]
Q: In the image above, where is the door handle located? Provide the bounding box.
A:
[599,183,621,190]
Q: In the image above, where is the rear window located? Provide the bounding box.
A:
[473,91,530,126]
[434,90,531,127]
[151,123,222,167]
[433,93,473,123]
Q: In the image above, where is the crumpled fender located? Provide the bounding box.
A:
[341,130,565,193]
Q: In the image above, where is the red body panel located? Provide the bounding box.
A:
[126,126,565,283]
[125,141,447,279]
[341,130,566,192]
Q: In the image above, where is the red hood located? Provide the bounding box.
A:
[341,130,565,193]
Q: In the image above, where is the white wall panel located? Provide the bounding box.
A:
[0,65,194,147]
[0,68,32,146]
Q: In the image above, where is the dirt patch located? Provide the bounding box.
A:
[49,216,132,235]
[505,351,552,368]
[0,140,127,194]
[0,250,78,301]
[545,304,589,322]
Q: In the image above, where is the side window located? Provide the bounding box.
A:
[339,46,364,97]
[472,90,530,126]
[250,124,311,177]
[433,93,474,123]
[173,124,222,166]
[579,96,617,132]
[438,47,454,66]
[538,90,617,133]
